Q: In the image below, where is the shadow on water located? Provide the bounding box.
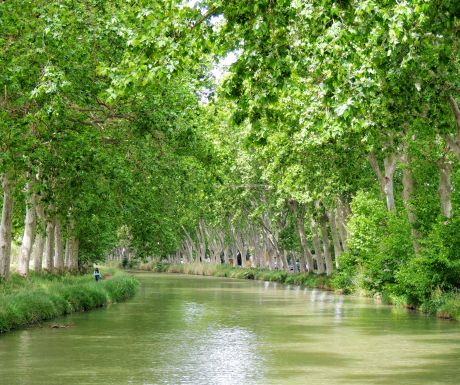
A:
[1,273,460,385]
[340,348,460,385]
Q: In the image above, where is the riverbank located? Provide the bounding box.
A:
[0,269,139,333]
[149,262,332,290]
[147,262,460,321]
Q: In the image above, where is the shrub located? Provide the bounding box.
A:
[102,274,139,302]
[396,217,460,306]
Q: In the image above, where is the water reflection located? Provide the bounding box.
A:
[159,327,262,385]
[0,274,459,385]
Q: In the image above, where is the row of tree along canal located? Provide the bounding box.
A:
[1,1,460,320]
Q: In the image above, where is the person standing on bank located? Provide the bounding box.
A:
[93,268,101,282]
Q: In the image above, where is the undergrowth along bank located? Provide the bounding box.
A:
[150,262,332,290]
[0,269,139,333]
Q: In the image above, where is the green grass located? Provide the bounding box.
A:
[435,292,460,320]
[162,263,332,290]
[0,270,139,333]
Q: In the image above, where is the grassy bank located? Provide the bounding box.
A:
[147,262,460,320]
[149,262,332,290]
[0,269,139,333]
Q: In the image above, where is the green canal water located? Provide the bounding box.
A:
[0,273,459,385]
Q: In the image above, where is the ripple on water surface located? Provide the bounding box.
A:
[0,273,459,385]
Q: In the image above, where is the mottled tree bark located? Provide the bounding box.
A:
[336,197,349,251]
[310,217,325,274]
[289,200,314,273]
[327,209,342,268]
[54,219,65,271]
[65,221,78,271]
[32,204,45,271]
[44,219,55,271]
[0,175,14,279]
[368,152,397,211]
[438,157,453,219]
[319,214,334,276]
[445,96,460,160]
[280,250,289,271]
[400,150,420,253]
[18,185,37,276]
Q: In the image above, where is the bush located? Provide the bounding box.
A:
[102,274,139,302]
[396,217,460,306]
[336,191,414,295]
[152,262,170,273]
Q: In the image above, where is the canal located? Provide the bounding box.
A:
[0,273,459,384]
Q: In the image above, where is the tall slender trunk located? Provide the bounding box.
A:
[0,174,14,279]
[65,237,71,268]
[196,220,207,263]
[336,197,349,250]
[264,237,276,270]
[65,221,78,271]
[32,234,45,271]
[54,219,65,271]
[66,237,79,272]
[289,200,314,273]
[291,252,298,273]
[310,218,325,274]
[73,239,80,271]
[234,227,248,267]
[44,219,55,271]
[230,241,238,267]
[281,250,289,271]
[438,157,453,219]
[400,151,420,253]
[368,152,397,211]
[445,96,460,160]
[327,209,342,268]
[18,185,37,276]
[319,215,334,276]
[32,203,45,271]
[223,246,230,264]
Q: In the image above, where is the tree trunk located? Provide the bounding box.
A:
[230,241,238,267]
[289,200,314,273]
[18,185,37,276]
[73,239,80,271]
[32,233,45,271]
[327,209,342,268]
[44,219,55,271]
[368,151,397,211]
[65,221,78,271]
[319,215,334,276]
[66,237,79,272]
[336,197,349,250]
[281,250,289,271]
[32,203,45,272]
[0,175,14,279]
[445,95,460,160]
[400,151,420,253]
[54,219,65,271]
[65,237,71,269]
[223,246,230,264]
[291,253,298,273]
[196,220,207,263]
[310,218,325,274]
[438,157,453,219]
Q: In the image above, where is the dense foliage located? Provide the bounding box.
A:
[1,1,460,318]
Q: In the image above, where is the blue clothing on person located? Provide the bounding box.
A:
[94,268,101,282]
